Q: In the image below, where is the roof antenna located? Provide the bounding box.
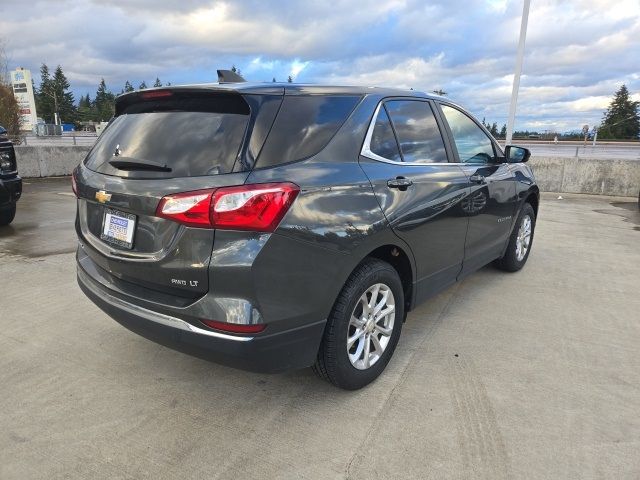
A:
[217,69,246,83]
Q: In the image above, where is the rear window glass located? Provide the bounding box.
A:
[385,100,447,163]
[256,95,361,168]
[369,107,401,162]
[85,94,249,177]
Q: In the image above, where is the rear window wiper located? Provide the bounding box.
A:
[108,157,172,172]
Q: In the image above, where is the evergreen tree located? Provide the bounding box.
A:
[124,80,134,92]
[272,77,276,82]
[36,64,55,123]
[599,84,639,139]
[287,75,293,83]
[153,77,162,88]
[77,94,96,123]
[500,124,507,138]
[52,65,77,124]
[94,79,115,122]
[490,122,498,136]
[139,81,147,90]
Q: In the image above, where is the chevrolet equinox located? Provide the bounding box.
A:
[74,82,539,390]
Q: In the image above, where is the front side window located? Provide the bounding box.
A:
[384,100,448,163]
[441,105,495,164]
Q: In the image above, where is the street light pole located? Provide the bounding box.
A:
[505,0,531,145]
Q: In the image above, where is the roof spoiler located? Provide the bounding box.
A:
[217,69,246,83]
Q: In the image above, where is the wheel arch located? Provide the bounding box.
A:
[524,186,540,217]
[361,243,415,315]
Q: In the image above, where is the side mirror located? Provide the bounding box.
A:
[505,145,531,163]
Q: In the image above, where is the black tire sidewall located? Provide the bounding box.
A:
[507,203,536,270]
[328,261,404,390]
[0,203,16,226]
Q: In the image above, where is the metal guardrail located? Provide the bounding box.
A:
[21,134,98,147]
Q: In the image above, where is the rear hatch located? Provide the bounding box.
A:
[76,88,281,299]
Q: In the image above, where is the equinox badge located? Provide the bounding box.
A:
[95,190,112,203]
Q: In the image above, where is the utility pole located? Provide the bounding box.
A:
[505,0,531,145]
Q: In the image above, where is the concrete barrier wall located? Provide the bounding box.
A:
[14,146,640,197]
[529,157,640,197]
[15,146,90,179]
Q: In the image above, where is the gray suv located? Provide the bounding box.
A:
[74,83,539,389]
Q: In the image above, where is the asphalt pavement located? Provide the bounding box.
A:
[1,178,639,479]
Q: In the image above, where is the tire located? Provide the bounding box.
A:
[495,202,535,272]
[313,258,404,390]
[0,203,16,226]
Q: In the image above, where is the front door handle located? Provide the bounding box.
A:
[469,174,486,184]
[387,177,413,190]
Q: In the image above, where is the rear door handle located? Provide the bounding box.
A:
[469,174,486,184]
[387,177,413,189]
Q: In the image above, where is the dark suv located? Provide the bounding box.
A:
[75,83,538,389]
[0,126,21,226]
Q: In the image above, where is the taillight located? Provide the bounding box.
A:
[155,183,299,231]
[140,90,173,100]
[71,170,78,197]
[200,319,266,334]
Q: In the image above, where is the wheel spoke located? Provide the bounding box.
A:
[350,315,365,328]
[370,334,383,354]
[359,295,371,316]
[347,328,365,349]
[368,284,381,311]
[375,305,395,322]
[375,323,392,336]
[363,335,371,369]
[373,289,389,316]
[349,336,365,363]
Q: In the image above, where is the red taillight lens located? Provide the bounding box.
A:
[156,183,299,231]
[156,189,215,228]
[211,183,299,232]
[71,170,78,197]
[200,319,266,334]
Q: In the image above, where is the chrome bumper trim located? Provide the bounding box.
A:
[78,266,254,343]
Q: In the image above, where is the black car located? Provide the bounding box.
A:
[74,83,539,389]
[0,126,21,226]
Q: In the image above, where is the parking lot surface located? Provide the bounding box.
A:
[1,178,639,479]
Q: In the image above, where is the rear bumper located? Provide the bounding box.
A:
[77,264,326,374]
[0,175,22,206]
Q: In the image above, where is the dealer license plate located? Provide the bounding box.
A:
[100,208,136,249]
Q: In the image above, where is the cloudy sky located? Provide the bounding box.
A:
[2,0,639,132]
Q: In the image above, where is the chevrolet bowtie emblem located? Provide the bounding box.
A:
[95,190,112,203]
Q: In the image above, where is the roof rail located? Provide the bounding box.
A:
[217,69,246,83]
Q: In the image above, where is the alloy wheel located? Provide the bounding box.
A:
[347,283,396,370]
[515,215,532,261]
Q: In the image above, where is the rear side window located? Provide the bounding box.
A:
[84,93,250,178]
[369,107,402,162]
[256,95,361,168]
[385,100,447,163]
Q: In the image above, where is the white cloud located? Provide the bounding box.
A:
[0,0,638,131]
